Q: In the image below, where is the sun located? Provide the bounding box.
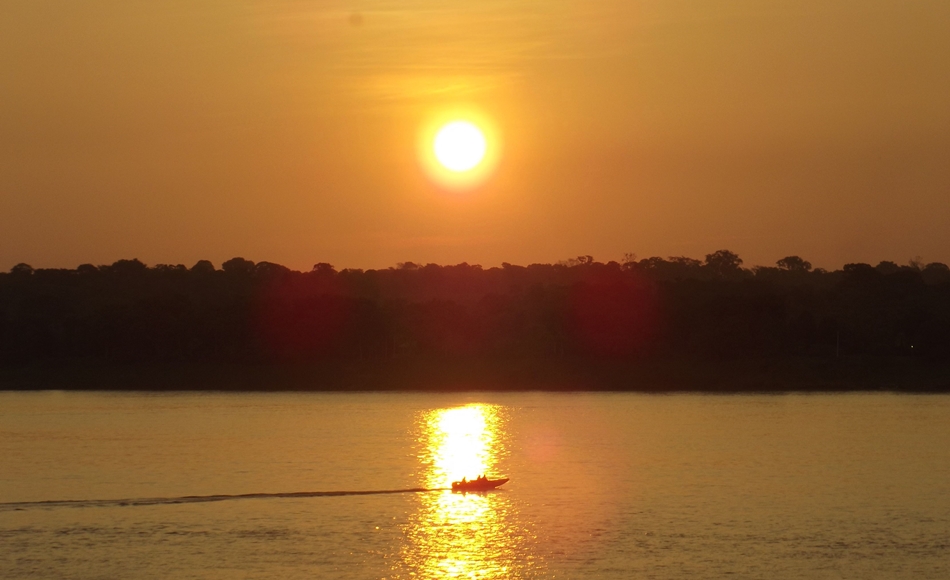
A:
[418,110,499,190]
[433,121,486,172]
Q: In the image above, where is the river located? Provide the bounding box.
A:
[1,392,948,579]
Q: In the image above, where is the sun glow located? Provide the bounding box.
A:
[434,121,486,172]
[419,110,500,190]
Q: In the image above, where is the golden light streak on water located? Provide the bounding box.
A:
[427,405,496,488]
[396,404,537,579]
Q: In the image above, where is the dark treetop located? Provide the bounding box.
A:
[2,252,949,390]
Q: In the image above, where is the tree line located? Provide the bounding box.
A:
[2,251,949,375]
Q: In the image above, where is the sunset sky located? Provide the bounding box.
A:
[2,0,949,271]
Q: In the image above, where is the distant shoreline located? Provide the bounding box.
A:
[3,356,948,392]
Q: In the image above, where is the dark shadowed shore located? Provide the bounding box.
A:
[3,252,949,392]
[3,356,948,392]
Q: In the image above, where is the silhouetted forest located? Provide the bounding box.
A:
[2,251,949,390]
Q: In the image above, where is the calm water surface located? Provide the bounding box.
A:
[1,392,949,579]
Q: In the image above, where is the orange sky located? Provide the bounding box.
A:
[2,0,949,271]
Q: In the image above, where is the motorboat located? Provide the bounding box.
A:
[451,477,509,492]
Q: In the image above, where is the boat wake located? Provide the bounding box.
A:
[0,487,450,512]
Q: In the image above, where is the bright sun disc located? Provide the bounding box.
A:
[433,121,486,172]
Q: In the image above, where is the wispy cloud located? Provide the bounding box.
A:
[247,0,617,101]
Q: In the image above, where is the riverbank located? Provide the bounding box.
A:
[2,355,948,392]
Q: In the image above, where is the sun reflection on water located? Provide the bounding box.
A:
[395,403,538,579]
[426,405,496,488]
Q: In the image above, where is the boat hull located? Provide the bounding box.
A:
[451,478,509,492]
